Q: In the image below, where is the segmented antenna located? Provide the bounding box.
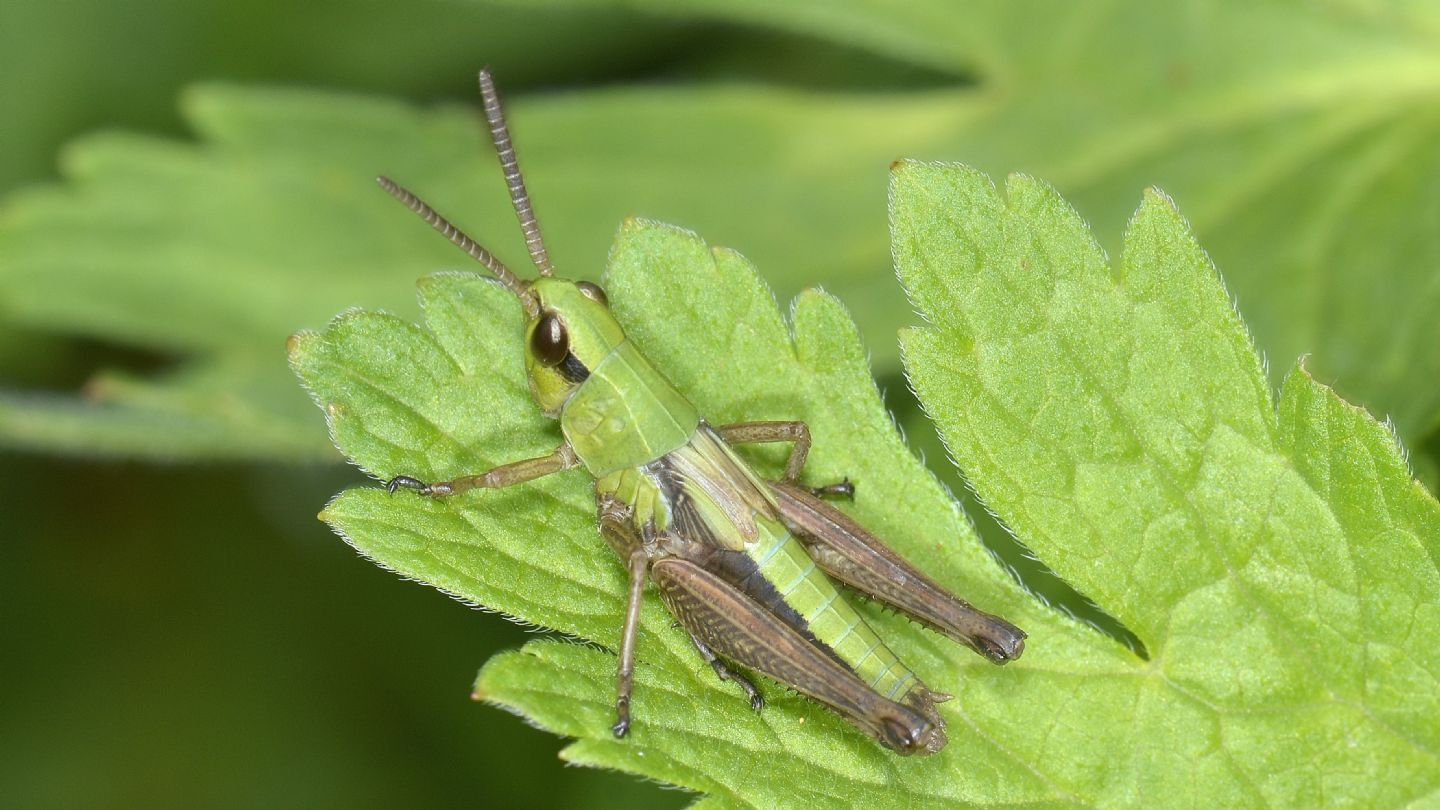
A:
[479,69,554,277]
[376,175,539,316]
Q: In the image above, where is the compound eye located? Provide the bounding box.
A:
[531,313,569,367]
[576,281,609,306]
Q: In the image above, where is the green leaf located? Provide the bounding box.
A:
[498,0,1440,443]
[898,162,1439,806]
[7,0,1439,459]
[293,170,1438,806]
[0,0,682,193]
[0,358,319,460]
[295,219,1098,806]
[0,82,941,459]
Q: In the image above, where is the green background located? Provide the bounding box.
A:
[1,3,692,806]
[3,1,1436,807]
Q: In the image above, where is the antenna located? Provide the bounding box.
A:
[479,68,555,277]
[376,175,539,316]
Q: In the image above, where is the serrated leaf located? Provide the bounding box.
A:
[295,218,1112,807]
[898,162,1439,806]
[293,172,1438,805]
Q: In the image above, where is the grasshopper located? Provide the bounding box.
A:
[376,70,1025,755]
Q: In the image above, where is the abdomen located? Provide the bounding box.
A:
[617,422,924,702]
[743,522,919,702]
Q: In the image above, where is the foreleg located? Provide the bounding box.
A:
[386,443,578,498]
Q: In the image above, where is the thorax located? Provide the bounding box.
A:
[561,340,699,476]
[596,422,781,555]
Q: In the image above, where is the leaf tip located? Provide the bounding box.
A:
[619,215,646,234]
[1136,186,1183,223]
[285,331,312,359]
[888,158,938,191]
[1141,185,1176,205]
[176,83,238,138]
[1281,354,1365,423]
[617,215,690,239]
[614,215,683,246]
[1002,170,1035,188]
[176,84,209,124]
[1293,352,1314,375]
[80,373,115,403]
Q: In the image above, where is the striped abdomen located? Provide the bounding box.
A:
[746,520,920,703]
[627,422,928,708]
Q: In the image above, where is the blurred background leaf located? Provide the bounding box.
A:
[486,0,1440,440]
[3,0,1437,806]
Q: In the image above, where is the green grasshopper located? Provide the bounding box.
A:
[376,70,1025,755]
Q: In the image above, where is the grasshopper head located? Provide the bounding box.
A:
[524,277,624,416]
[377,71,629,417]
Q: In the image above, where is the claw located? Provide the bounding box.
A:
[613,695,632,738]
[809,478,855,500]
[385,475,430,496]
[709,659,764,711]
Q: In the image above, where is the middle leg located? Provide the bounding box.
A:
[713,420,852,498]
